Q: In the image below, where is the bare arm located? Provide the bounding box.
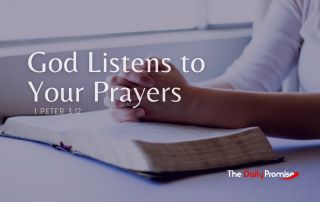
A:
[191,78,320,139]
[105,62,320,140]
[190,76,319,139]
[194,76,234,90]
[186,87,320,139]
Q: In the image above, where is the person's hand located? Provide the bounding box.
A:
[104,64,155,122]
[136,58,194,124]
[106,57,195,124]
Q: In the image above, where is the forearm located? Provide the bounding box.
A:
[194,76,234,90]
[186,86,320,139]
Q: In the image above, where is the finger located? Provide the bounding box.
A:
[104,96,120,108]
[142,57,160,70]
[104,90,141,108]
[143,57,172,72]
[106,75,135,87]
[131,62,144,73]
[111,108,145,122]
[112,88,143,102]
[121,71,155,88]
[107,99,141,109]
[105,75,142,103]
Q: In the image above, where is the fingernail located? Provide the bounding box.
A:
[136,109,145,118]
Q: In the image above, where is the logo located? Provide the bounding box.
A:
[227,169,300,180]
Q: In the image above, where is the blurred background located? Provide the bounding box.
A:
[0,0,272,41]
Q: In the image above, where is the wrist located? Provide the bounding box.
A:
[182,86,249,128]
[181,85,203,125]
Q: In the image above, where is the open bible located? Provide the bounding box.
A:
[0,110,279,177]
